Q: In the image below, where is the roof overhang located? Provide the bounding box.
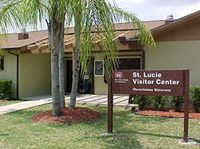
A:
[151,11,200,34]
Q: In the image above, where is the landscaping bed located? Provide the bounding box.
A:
[31,107,200,125]
[31,107,103,124]
[135,108,200,119]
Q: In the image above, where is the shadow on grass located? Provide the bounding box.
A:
[116,130,200,143]
[0,134,9,136]
[117,130,181,139]
[84,132,143,148]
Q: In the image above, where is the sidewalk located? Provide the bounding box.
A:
[0,94,137,115]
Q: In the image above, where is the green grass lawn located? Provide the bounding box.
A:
[0,103,199,148]
[0,100,23,107]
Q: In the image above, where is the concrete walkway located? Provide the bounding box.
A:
[0,94,137,115]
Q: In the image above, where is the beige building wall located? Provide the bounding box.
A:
[19,53,51,98]
[0,51,18,98]
[92,53,108,95]
[145,41,200,86]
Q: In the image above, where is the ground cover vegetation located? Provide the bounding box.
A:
[0,103,199,148]
[0,79,12,100]
[132,86,200,113]
[190,86,200,112]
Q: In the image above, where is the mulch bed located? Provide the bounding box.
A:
[31,107,103,124]
[31,107,200,124]
[135,108,200,119]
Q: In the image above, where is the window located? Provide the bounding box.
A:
[117,58,140,70]
[0,55,4,70]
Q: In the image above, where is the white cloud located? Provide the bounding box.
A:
[115,0,200,20]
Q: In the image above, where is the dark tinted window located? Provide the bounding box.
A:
[118,58,140,70]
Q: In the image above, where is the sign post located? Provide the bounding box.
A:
[183,70,189,142]
[108,77,113,133]
[107,70,189,142]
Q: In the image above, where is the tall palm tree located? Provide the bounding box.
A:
[0,0,68,116]
[68,0,156,109]
[0,0,155,114]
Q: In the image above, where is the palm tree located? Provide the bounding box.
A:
[0,0,155,114]
[0,0,68,116]
[68,0,156,109]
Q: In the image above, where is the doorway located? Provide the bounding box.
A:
[66,60,72,92]
[66,57,94,94]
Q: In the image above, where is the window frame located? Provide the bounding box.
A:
[94,60,104,77]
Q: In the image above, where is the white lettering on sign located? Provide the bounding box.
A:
[132,71,180,86]
[133,72,141,77]
[133,88,153,91]
[154,88,171,92]
[143,72,162,78]
[132,72,162,78]
[156,79,180,85]
[132,88,172,93]
[132,79,154,84]
[115,79,128,83]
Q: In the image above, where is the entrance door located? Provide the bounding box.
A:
[66,57,94,94]
[66,60,72,92]
[118,58,140,70]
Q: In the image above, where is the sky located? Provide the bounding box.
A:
[115,0,200,21]
[8,0,200,33]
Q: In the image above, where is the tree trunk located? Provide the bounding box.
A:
[69,2,81,109]
[51,52,61,116]
[59,20,65,109]
[47,12,65,116]
[59,48,65,108]
[69,48,79,109]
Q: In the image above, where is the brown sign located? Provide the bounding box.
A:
[112,70,184,96]
[108,69,189,142]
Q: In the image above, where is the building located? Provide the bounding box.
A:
[0,11,200,99]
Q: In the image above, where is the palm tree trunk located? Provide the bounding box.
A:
[59,43,65,108]
[69,1,81,109]
[51,52,61,116]
[47,12,65,116]
[59,19,65,109]
[69,48,79,109]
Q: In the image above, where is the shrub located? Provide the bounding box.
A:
[190,86,200,112]
[152,96,167,110]
[0,79,12,100]
[132,95,151,110]
[169,96,184,112]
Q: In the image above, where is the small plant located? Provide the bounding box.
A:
[152,96,167,110]
[169,96,184,112]
[0,79,12,100]
[190,86,200,112]
[132,95,151,110]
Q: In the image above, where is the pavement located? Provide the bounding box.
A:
[0,94,138,115]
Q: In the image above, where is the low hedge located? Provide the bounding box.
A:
[190,86,200,112]
[0,79,12,100]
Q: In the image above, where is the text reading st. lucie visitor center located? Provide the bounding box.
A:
[113,70,184,96]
